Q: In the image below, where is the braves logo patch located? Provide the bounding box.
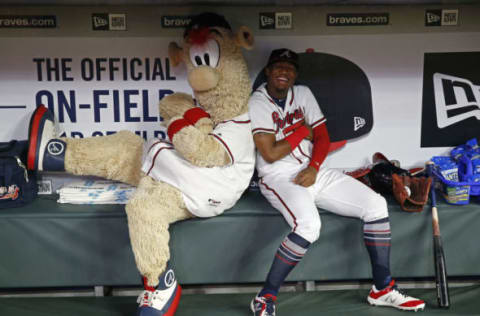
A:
[0,185,19,201]
[164,269,175,288]
[47,141,65,156]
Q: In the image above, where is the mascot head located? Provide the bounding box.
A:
[169,12,254,123]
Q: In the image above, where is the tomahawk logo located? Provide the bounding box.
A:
[280,50,292,58]
[433,73,480,128]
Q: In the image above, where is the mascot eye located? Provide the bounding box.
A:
[189,39,220,68]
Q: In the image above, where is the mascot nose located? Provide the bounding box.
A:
[188,66,220,92]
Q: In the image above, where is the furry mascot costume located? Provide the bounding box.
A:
[26,12,255,316]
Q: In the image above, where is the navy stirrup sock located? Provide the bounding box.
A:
[364,217,392,290]
[259,232,311,298]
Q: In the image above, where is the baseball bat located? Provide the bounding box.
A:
[427,162,450,309]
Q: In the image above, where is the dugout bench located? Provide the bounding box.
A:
[0,190,479,289]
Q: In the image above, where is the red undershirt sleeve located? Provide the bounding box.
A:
[285,125,310,150]
[308,123,330,171]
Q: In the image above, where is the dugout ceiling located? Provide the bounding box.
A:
[0,0,479,169]
[0,0,478,5]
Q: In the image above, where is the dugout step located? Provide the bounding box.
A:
[0,192,479,288]
[1,285,480,316]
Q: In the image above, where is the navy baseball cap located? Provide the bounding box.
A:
[267,48,299,69]
[184,12,232,38]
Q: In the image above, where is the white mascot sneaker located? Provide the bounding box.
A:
[27,104,66,171]
[367,279,426,312]
[136,268,182,316]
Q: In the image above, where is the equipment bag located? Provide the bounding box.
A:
[0,140,38,209]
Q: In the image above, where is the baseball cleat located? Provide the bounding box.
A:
[367,279,425,312]
[136,268,182,316]
[250,293,276,316]
[27,104,66,171]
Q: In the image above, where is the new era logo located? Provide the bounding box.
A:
[92,13,126,31]
[354,116,366,131]
[259,12,292,29]
[433,73,480,128]
[92,14,108,29]
[426,12,440,24]
[425,9,458,26]
[259,13,275,29]
[421,51,480,147]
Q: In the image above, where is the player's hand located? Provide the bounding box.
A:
[294,166,318,187]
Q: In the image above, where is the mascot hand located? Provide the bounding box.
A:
[159,92,195,124]
[183,107,213,134]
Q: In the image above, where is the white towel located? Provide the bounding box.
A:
[57,180,136,204]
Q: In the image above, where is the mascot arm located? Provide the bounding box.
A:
[159,93,195,123]
[160,93,214,134]
[168,118,230,167]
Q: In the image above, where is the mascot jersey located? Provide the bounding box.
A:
[142,113,255,217]
[249,83,326,178]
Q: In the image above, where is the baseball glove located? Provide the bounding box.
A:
[368,162,410,195]
[392,174,432,212]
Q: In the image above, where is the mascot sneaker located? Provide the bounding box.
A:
[27,104,66,171]
[250,293,276,316]
[136,268,182,316]
[367,280,425,312]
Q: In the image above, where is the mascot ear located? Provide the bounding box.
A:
[169,42,184,66]
[235,26,254,50]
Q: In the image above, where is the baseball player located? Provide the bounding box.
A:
[248,48,425,316]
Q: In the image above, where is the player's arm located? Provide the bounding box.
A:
[294,123,330,187]
[253,124,311,163]
[308,123,330,171]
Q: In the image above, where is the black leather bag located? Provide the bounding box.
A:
[0,140,38,208]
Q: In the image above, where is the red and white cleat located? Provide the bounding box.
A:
[250,293,276,316]
[136,268,182,316]
[367,280,426,312]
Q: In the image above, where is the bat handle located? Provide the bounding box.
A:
[426,162,437,207]
[427,162,441,235]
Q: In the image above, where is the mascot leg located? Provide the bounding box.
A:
[63,131,143,186]
[126,175,193,316]
[27,105,143,186]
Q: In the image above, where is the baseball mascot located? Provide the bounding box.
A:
[26,12,255,316]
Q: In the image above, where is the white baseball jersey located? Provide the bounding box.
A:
[248,83,387,243]
[141,112,255,218]
[249,83,327,178]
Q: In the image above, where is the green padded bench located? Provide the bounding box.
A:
[0,191,479,289]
